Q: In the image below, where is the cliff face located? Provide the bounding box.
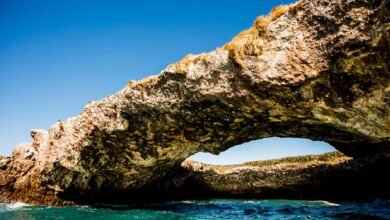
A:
[1,0,390,205]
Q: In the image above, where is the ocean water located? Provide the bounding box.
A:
[0,199,389,220]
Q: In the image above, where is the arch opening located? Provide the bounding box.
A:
[187,137,340,165]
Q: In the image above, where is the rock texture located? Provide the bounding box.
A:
[153,152,390,201]
[1,0,390,205]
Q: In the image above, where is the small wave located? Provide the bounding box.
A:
[182,200,194,204]
[243,200,255,204]
[8,202,31,209]
[319,200,340,206]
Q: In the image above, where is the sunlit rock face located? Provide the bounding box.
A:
[1,0,390,205]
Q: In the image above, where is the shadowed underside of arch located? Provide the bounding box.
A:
[1,0,390,205]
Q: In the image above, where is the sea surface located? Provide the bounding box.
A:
[0,199,389,220]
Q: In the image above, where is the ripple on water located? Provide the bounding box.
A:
[0,199,389,220]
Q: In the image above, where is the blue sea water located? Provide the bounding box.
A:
[0,199,389,220]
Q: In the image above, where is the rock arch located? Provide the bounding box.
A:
[1,0,390,205]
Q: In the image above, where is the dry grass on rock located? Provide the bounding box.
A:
[223,4,300,66]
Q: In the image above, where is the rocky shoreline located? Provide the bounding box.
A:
[164,152,390,201]
[7,151,385,205]
[2,151,390,205]
[1,0,390,205]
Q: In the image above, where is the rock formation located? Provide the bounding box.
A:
[1,0,390,205]
[31,151,390,204]
[162,152,390,201]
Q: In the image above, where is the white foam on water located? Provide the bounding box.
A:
[182,200,194,204]
[7,202,31,210]
[320,200,340,206]
[243,200,255,204]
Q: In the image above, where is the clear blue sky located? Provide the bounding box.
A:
[0,0,335,163]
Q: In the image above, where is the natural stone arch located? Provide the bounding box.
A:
[39,0,390,196]
[1,0,389,205]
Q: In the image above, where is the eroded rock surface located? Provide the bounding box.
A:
[1,0,390,205]
[155,152,390,201]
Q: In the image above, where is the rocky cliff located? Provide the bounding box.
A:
[1,0,390,205]
[161,152,390,201]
